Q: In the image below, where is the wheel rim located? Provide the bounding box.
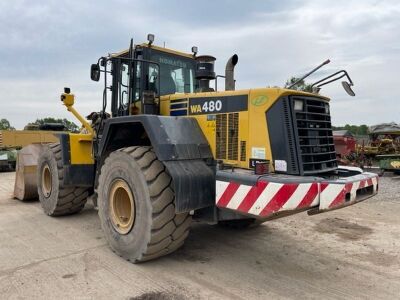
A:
[42,164,52,198]
[109,179,135,235]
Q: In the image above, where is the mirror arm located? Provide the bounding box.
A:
[311,70,354,88]
[316,73,346,88]
[311,70,344,87]
[344,70,354,85]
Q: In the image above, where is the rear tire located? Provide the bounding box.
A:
[37,143,89,216]
[97,146,191,263]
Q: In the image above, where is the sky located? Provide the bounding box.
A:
[0,0,399,129]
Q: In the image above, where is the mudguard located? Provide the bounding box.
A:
[98,115,215,213]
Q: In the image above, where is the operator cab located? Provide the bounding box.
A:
[91,36,199,118]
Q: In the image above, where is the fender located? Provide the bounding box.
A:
[97,115,215,213]
[58,133,95,187]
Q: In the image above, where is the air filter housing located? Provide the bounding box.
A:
[195,55,216,92]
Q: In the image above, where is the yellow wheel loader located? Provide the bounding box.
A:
[22,35,378,262]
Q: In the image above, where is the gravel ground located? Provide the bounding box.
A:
[0,171,399,299]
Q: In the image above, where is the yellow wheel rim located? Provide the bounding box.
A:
[109,179,135,235]
[42,164,52,198]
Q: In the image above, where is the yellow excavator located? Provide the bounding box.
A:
[16,35,378,262]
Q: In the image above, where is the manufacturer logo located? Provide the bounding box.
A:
[249,158,269,168]
[251,95,268,106]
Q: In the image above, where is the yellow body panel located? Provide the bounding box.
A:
[161,88,329,170]
[69,133,94,165]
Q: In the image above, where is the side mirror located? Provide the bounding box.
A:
[90,64,100,81]
[342,81,355,96]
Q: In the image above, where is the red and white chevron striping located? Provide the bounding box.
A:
[216,175,378,218]
[216,180,319,217]
[319,176,378,210]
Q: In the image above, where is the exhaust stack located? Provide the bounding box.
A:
[225,54,238,91]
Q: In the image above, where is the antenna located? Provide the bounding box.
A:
[129,38,134,59]
[288,59,330,89]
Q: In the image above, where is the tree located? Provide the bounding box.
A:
[358,125,369,136]
[332,124,370,136]
[0,118,15,130]
[27,118,80,132]
[284,77,314,93]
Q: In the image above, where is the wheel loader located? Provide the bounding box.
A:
[17,34,379,262]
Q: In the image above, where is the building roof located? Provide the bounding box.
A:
[333,130,354,137]
[369,122,400,135]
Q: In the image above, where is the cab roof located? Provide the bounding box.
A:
[111,43,194,59]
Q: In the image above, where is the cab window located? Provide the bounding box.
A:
[149,52,196,95]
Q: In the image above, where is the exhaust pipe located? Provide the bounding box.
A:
[225,54,238,91]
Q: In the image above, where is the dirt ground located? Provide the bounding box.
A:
[0,171,399,299]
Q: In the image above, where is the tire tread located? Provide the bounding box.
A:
[126,146,191,262]
[40,143,89,216]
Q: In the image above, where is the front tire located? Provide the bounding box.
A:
[37,143,89,216]
[97,146,191,263]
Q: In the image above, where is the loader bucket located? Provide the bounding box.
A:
[14,144,47,201]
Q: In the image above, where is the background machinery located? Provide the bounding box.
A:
[18,35,379,263]
[339,122,400,169]
[333,130,356,164]
[364,123,400,174]
[0,148,16,172]
[357,123,400,156]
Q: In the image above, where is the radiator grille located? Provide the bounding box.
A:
[216,114,227,159]
[0,131,3,147]
[240,141,246,161]
[228,113,239,160]
[292,96,337,174]
[283,99,298,173]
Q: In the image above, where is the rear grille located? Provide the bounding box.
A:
[216,114,227,159]
[216,113,239,161]
[240,141,246,161]
[292,96,337,174]
[227,113,239,160]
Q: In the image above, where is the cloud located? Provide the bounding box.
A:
[0,0,398,128]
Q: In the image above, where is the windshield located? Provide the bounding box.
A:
[149,51,196,95]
